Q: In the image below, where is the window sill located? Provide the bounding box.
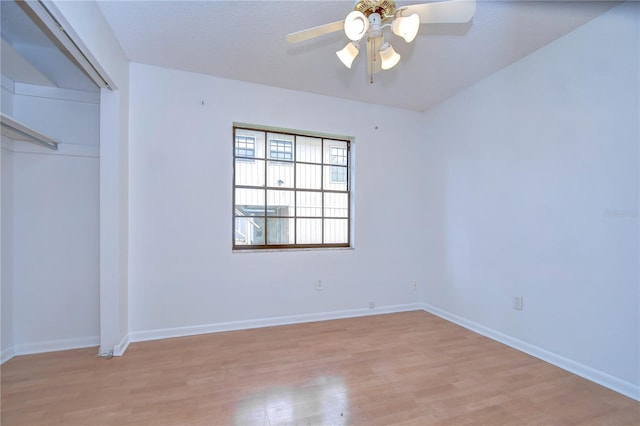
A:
[232,246,354,254]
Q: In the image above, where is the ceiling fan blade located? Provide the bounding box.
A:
[286,20,344,43]
[401,0,476,24]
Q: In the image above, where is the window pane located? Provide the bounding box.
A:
[267,161,294,188]
[267,190,294,217]
[234,217,265,245]
[236,129,265,159]
[296,136,322,164]
[296,191,322,217]
[324,140,348,164]
[235,188,264,216]
[296,163,321,189]
[323,166,347,191]
[324,219,348,244]
[267,218,295,244]
[235,159,265,186]
[330,165,347,183]
[324,193,348,218]
[296,219,322,244]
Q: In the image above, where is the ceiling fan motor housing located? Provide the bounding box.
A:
[368,13,383,38]
[355,0,396,19]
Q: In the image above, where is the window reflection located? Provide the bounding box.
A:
[234,376,348,425]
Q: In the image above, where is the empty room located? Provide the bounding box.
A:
[1,0,638,424]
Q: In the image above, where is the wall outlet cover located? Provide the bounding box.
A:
[513,296,523,311]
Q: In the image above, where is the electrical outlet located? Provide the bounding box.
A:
[315,280,323,291]
[513,296,523,311]
[369,302,375,309]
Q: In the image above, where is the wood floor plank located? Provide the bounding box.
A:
[1,311,638,425]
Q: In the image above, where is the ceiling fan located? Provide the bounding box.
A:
[286,0,476,82]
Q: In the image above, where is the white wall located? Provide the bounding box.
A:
[421,2,639,391]
[1,75,13,115]
[11,150,99,349]
[12,86,99,146]
[1,143,14,361]
[1,81,100,355]
[1,76,14,361]
[128,63,425,335]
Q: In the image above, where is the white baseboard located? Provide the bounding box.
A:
[1,346,15,364]
[420,303,640,401]
[12,336,99,357]
[113,334,130,356]
[130,303,422,343]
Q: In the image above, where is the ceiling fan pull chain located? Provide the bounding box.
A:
[369,37,375,84]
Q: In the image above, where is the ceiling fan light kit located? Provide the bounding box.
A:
[287,0,476,82]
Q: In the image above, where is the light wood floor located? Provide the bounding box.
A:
[2,311,638,425]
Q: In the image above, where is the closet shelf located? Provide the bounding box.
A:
[1,112,58,150]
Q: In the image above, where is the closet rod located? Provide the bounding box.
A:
[0,113,59,150]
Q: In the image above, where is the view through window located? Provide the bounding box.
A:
[233,126,351,249]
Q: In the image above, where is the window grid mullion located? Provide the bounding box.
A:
[294,134,298,245]
[262,130,268,246]
[235,185,347,195]
[321,138,325,245]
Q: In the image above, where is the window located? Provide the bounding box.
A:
[269,139,293,161]
[233,126,351,249]
[235,135,255,160]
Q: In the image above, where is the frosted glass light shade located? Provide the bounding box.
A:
[336,42,359,68]
[392,13,420,43]
[379,43,401,70]
[344,10,369,41]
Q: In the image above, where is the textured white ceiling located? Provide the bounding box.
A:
[97,0,617,111]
